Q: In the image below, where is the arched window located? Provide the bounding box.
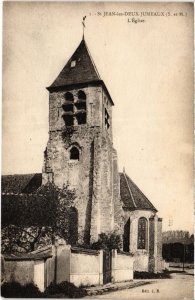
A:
[70,146,80,160]
[78,90,86,100]
[64,92,74,102]
[138,217,147,249]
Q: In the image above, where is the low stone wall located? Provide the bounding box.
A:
[34,260,45,292]
[70,247,103,287]
[3,246,54,292]
[112,250,134,283]
[156,258,167,272]
[3,245,135,291]
[3,245,104,290]
[162,260,169,270]
[3,259,34,285]
[133,251,149,272]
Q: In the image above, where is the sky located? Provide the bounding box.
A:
[2,2,194,233]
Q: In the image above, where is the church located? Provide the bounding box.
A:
[2,36,163,273]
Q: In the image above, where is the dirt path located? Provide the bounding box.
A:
[92,271,194,299]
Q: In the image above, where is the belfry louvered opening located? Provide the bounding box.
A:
[62,90,86,126]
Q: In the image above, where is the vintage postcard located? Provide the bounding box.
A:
[1,2,194,299]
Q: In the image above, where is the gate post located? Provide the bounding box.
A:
[56,244,71,284]
[103,250,112,284]
[99,250,103,285]
[111,249,117,283]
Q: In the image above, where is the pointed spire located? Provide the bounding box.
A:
[47,35,114,106]
[123,167,125,174]
[48,39,101,89]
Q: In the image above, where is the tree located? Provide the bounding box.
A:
[1,183,76,253]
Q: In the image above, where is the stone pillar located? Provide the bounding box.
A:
[149,217,155,272]
[129,217,138,254]
[56,244,71,284]
[154,215,158,273]
[112,149,124,243]
[111,249,117,283]
[157,218,163,272]
[148,215,158,273]
[99,250,103,285]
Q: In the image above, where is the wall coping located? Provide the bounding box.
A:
[3,245,53,261]
[3,253,52,261]
[71,247,100,256]
[117,250,134,257]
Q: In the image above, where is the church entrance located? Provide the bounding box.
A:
[123,218,130,252]
[103,250,112,284]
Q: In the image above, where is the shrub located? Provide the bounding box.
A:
[91,232,122,250]
[1,282,42,298]
[44,281,87,298]
[134,271,171,279]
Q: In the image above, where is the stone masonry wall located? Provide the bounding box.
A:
[112,148,124,241]
[4,260,34,285]
[42,83,121,245]
[90,132,122,242]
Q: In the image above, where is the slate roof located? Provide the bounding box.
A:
[48,39,100,88]
[2,172,157,212]
[47,39,114,105]
[1,173,42,194]
[120,172,157,212]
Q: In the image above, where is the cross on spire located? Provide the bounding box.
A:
[82,16,86,40]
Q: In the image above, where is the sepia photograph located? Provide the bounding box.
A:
[1,2,194,299]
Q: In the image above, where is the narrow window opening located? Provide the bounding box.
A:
[76,90,86,111]
[78,90,86,101]
[70,146,80,160]
[138,217,147,250]
[75,101,86,110]
[63,115,74,126]
[62,104,74,112]
[76,113,86,125]
[64,92,74,102]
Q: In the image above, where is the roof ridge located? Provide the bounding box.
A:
[123,172,137,208]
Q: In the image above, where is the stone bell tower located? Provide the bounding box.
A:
[42,38,123,245]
